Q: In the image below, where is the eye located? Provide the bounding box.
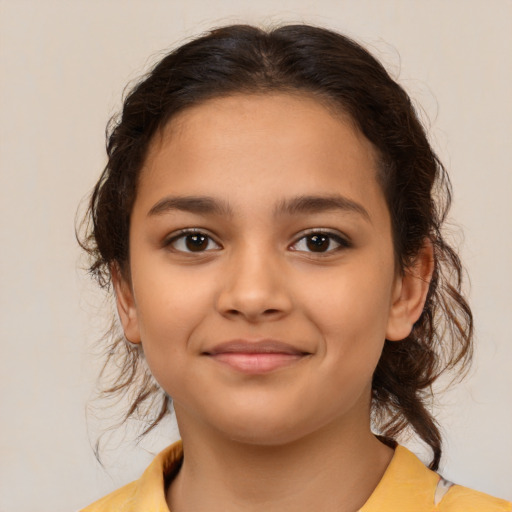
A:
[165,229,221,253]
[290,230,351,254]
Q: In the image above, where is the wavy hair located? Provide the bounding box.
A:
[78,24,473,470]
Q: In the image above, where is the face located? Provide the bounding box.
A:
[115,93,422,446]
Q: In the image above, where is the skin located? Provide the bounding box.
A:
[114,93,433,512]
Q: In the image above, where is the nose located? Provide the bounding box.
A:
[215,243,293,323]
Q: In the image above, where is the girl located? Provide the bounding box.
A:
[79,24,511,512]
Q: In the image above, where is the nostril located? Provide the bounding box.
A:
[223,307,284,322]
[227,308,278,314]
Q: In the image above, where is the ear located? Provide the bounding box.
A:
[111,264,141,344]
[386,240,434,341]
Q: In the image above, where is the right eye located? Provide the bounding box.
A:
[165,230,221,253]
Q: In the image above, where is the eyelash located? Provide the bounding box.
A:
[164,228,352,255]
[290,229,352,255]
[164,229,221,253]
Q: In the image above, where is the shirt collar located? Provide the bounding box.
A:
[132,441,439,512]
[360,445,439,511]
[132,441,183,511]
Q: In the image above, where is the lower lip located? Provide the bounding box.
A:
[208,352,305,374]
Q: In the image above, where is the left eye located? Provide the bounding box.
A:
[166,231,221,253]
[291,232,349,253]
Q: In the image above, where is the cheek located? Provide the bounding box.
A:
[309,263,394,327]
[131,265,215,384]
[304,273,392,414]
[134,260,213,332]
[300,257,395,364]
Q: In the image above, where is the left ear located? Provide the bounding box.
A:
[386,240,434,341]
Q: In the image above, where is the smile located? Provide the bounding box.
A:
[203,340,310,374]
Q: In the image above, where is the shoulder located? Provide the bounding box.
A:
[437,484,511,512]
[361,445,511,512]
[78,441,183,512]
[80,481,138,512]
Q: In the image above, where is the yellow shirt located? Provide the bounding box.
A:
[81,441,511,512]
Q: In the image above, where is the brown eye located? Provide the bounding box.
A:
[306,234,330,252]
[185,234,208,251]
[291,231,350,254]
[167,230,221,253]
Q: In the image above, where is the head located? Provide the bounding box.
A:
[80,24,472,470]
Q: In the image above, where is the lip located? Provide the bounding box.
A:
[204,339,310,374]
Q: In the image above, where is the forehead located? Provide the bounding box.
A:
[136,93,385,219]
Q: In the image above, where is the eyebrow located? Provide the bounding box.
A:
[148,194,371,222]
[148,195,234,217]
[274,195,371,222]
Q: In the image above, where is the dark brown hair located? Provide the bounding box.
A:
[79,24,472,470]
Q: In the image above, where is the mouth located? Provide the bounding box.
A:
[203,339,310,374]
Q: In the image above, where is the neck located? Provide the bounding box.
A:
[167,409,393,512]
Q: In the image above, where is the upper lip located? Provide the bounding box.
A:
[204,339,308,356]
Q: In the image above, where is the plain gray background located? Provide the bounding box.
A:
[1,1,511,510]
